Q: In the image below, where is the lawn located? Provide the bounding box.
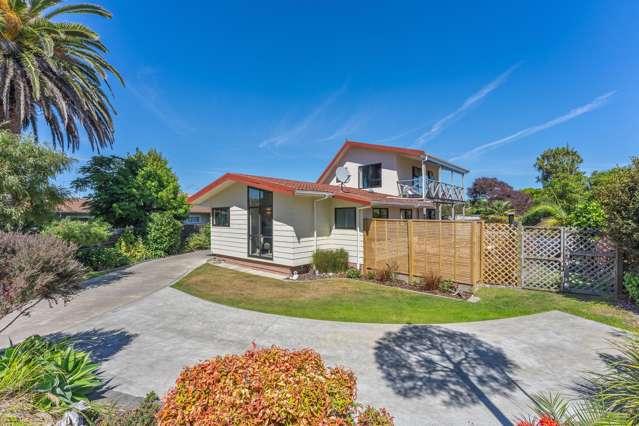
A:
[173,264,639,332]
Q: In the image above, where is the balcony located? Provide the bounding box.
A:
[397,178,465,202]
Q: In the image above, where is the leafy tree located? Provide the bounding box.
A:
[72,149,189,228]
[565,200,607,229]
[42,218,111,247]
[593,157,639,254]
[0,0,123,151]
[542,172,589,214]
[145,212,183,256]
[0,131,72,230]
[467,177,532,214]
[534,145,583,186]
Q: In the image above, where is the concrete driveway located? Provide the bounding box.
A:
[0,254,625,426]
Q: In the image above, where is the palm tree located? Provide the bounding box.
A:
[0,0,123,151]
[469,199,515,223]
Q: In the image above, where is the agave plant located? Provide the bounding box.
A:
[0,0,123,151]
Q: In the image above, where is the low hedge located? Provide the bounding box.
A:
[157,346,393,425]
[312,248,349,273]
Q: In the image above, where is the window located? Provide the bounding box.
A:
[359,163,382,189]
[212,208,230,227]
[400,209,413,220]
[335,208,356,230]
[372,208,389,219]
[186,215,202,224]
[247,187,273,259]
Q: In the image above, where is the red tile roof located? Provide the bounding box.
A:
[187,173,415,206]
[56,199,90,214]
[317,140,426,184]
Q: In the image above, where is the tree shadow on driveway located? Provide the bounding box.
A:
[374,325,522,426]
[46,328,138,363]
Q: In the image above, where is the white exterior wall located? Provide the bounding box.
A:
[328,148,402,195]
[199,182,368,268]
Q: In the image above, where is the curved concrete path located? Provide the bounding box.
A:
[0,253,625,425]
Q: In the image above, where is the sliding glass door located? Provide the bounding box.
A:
[248,187,273,259]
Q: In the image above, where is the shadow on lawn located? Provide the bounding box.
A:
[374,325,524,426]
[46,328,138,363]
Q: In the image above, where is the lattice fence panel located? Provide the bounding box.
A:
[521,227,563,291]
[564,229,617,295]
[482,224,520,286]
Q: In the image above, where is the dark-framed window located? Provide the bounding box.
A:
[247,187,273,259]
[359,163,382,189]
[212,207,230,226]
[400,209,413,220]
[372,208,389,219]
[335,207,356,230]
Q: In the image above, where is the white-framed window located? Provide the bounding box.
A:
[185,215,202,224]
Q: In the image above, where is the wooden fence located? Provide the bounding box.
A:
[363,219,482,285]
[363,219,621,295]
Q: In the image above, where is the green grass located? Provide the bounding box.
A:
[173,264,639,332]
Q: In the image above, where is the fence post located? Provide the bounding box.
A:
[407,220,414,282]
[479,221,485,285]
[560,227,567,292]
[616,247,624,299]
[519,224,525,287]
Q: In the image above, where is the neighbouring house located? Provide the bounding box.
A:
[55,198,211,226]
[188,140,469,273]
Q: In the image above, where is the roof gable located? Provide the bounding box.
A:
[316,140,425,184]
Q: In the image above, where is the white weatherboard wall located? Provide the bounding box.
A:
[199,182,368,268]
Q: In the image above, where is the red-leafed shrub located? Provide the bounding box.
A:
[0,232,85,327]
[516,416,560,426]
[157,346,393,425]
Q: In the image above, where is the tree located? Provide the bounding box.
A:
[565,200,607,229]
[469,199,515,223]
[72,149,189,228]
[593,157,639,254]
[534,145,583,186]
[0,0,123,151]
[467,177,532,214]
[0,131,72,230]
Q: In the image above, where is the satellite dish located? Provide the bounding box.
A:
[335,166,351,184]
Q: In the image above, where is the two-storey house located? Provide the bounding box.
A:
[189,140,469,273]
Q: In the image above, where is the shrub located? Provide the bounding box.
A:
[375,262,398,282]
[184,224,210,251]
[42,218,111,247]
[0,232,85,323]
[0,336,101,410]
[438,279,455,294]
[157,346,392,425]
[522,204,566,226]
[421,271,441,291]
[357,406,394,426]
[312,248,349,273]
[76,246,130,271]
[115,229,152,263]
[98,391,160,426]
[145,212,183,256]
[625,272,639,304]
[346,267,361,279]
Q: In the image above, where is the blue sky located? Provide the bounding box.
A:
[55,1,639,194]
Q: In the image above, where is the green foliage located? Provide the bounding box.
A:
[184,225,211,251]
[346,268,361,279]
[76,247,130,272]
[145,212,183,256]
[566,200,607,229]
[312,249,349,273]
[43,219,111,247]
[157,346,392,425]
[73,149,189,228]
[0,336,101,410]
[357,406,394,425]
[542,172,589,215]
[439,279,455,293]
[0,232,85,320]
[115,229,152,263]
[624,272,639,304]
[98,392,160,426]
[535,145,583,186]
[0,132,73,231]
[0,0,123,151]
[522,203,566,226]
[367,271,376,280]
[593,157,639,254]
[469,199,515,223]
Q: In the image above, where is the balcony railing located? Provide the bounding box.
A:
[397,178,465,202]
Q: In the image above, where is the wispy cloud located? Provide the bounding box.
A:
[451,91,616,161]
[312,113,368,144]
[414,63,521,146]
[129,67,195,136]
[259,84,347,148]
